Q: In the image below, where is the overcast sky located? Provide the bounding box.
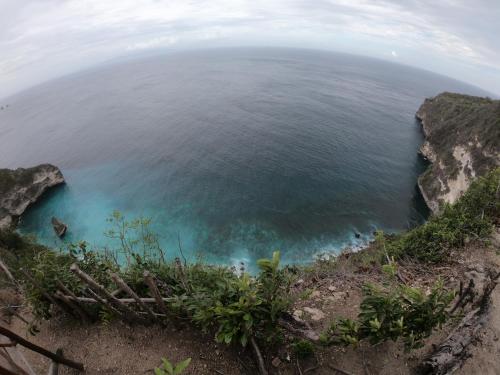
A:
[1,0,499,99]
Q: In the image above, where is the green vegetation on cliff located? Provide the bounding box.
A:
[0,167,498,360]
[389,168,499,262]
[416,92,500,212]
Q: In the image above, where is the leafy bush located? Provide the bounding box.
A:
[2,213,292,350]
[154,357,191,375]
[182,251,292,347]
[321,280,454,350]
[389,168,499,262]
[292,339,315,358]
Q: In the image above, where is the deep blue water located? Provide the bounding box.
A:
[0,48,489,268]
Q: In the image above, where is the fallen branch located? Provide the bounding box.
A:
[449,279,474,315]
[70,264,143,324]
[0,256,17,287]
[249,336,268,375]
[143,271,169,315]
[296,359,303,375]
[420,270,500,375]
[64,296,172,304]
[109,272,157,322]
[56,280,92,322]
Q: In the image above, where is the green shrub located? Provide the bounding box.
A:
[154,357,191,375]
[389,168,499,262]
[321,280,454,350]
[182,251,292,347]
[292,339,315,358]
[3,216,292,349]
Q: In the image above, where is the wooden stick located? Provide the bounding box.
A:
[0,325,84,371]
[56,281,91,322]
[4,306,29,325]
[143,271,168,315]
[21,270,68,315]
[85,289,123,318]
[70,264,142,323]
[0,256,16,286]
[47,348,63,375]
[54,292,89,322]
[63,296,173,304]
[109,272,157,322]
[250,336,268,375]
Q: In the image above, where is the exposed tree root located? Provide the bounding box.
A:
[249,336,268,375]
[420,270,500,375]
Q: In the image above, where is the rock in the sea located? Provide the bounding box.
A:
[51,217,68,238]
[415,92,500,213]
[0,164,65,229]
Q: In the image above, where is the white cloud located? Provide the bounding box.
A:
[0,0,499,98]
[127,36,179,51]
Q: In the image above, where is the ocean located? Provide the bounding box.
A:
[0,48,489,268]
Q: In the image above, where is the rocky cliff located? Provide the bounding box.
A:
[0,164,64,229]
[416,92,500,213]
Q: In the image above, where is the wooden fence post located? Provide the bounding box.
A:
[143,271,168,316]
[20,270,71,316]
[0,256,17,287]
[70,264,143,324]
[109,272,158,322]
[55,280,92,322]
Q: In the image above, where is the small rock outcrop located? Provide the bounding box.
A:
[0,164,65,229]
[416,92,500,213]
[51,217,68,237]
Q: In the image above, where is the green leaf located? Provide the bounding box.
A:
[174,358,191,375]
[162,358,174,374]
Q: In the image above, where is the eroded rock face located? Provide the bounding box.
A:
[416,92,500,213]
[0,164,65,229]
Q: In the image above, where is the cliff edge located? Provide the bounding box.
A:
[0,164,64,229]
[416,92,500,213]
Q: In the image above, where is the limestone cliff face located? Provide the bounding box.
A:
[416,92,500,213]
[0,164,64,229]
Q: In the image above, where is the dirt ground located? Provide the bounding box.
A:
[2,242,500,375]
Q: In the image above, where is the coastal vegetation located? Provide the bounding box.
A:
[416,92,500,212]
[0,89,498,372]
[154,357,191,375]
[320,279,454,350]
[1,167,498,373]
[388,168,499,262]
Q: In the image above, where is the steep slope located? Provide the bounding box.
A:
[416,92,500,212]
[0,164,64,229]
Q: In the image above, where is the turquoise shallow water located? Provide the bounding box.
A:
[0,48,489,268]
